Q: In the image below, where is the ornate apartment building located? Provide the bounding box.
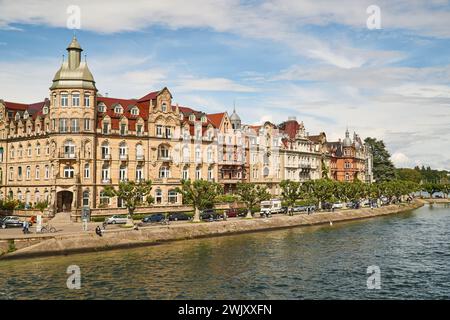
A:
[0,37,373,214]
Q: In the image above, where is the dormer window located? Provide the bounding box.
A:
[189,114,195,121]
[43,106,48,114]
[15,113,20,121]
[98,103,106,113]
[162,102,167,112]
[131,107,139,116]
[114,105,123,114]
[23,111,29,120]
[201,116,207,123]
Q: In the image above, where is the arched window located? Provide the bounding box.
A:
[119,142,127,159]
[82,190,89,207]
[25,166,31,180]
[99,190,110,205]
[64,165,74,178]
[182,165,189,180]
[195,146,201,162]
[208,166,214,181]
[136,144,144,160]
[120,165,127,181]
[101,141,110,159]
[35,143,41,156]
[27,143,32,157]
[158,144,169,160]
[168,190,177,204]
[263,167,270,177]
[98,103,106,113]
[155,189,163,204]
[182,146,190,162]
[159,166,170,178]
[135,165,143,181]
[35,165,40,180]
[35,190,40,203]
[101,164,110,182]
[195,166,201,180]
[84,163,90,178]
[44,165,50,179]
[161,102,167,112]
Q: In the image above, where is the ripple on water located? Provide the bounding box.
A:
[1,204,450,299]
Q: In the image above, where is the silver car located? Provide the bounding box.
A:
[105,215,128,224]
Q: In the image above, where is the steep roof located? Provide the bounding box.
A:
[207,112,226,128]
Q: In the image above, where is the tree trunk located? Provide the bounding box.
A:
[193,207,201,222]
[246,208,252,219]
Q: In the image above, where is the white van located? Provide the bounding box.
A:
[260,199,282,216]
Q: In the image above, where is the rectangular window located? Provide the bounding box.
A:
[165,127,172,138]
[84,165,90,178]
[71,118,79,133]
[72,94,80,106]
[120,123,127,135]
[102,122,109,134]
[136,124,143,136]
[59,119,68,132]
[61,94,68,107]
[84,95,90,107]
[156,125,163,137]
[84,118,91,131]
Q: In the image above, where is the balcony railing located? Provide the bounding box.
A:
[101,178,111,184]
[136,154,145,161]
[119,154,128,161]
[102,154,111,160]
[158,155,172,161]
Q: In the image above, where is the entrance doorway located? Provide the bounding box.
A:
[57,190,73,212]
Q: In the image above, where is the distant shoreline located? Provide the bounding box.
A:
[0,200,424,260]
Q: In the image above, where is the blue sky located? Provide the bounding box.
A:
[0,0,449,169]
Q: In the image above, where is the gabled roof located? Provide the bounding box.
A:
[207,112,226,128]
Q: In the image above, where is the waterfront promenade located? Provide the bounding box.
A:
[0,200,423,260]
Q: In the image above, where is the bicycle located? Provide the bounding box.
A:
[40,223,57,233]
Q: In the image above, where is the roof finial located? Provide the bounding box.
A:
[233,99,236,113]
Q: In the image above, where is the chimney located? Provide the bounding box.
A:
[288,116,296,121]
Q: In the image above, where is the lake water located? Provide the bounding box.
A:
[1,204,449,299]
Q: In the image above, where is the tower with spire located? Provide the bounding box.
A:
[229,103,241,130]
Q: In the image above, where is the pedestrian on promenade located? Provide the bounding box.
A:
[95,225,103,237]
[22,221,30,234]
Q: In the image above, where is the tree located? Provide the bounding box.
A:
[236,182,270,218]
[305,179,336,209]
[103,180,154,217]
[34,200,49,214]
[364,137,396,182]
[396,168,422,184]
[176,179,223,222]
[280,180,303,215]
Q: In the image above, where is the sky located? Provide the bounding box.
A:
[0,0,449,170]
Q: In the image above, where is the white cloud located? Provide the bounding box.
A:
[175,76,258,93]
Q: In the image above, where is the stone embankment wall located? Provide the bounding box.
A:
[1,201,423,260]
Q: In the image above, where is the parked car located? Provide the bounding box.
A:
[168,212,191,221]
[105,215,128,224]
[201,209,221,221]
[1,216,25,229]
[293,206,307,213]
[332,203,344,209]
[225,208,238,218]
[321,202,332,210]
[142,213,165,223]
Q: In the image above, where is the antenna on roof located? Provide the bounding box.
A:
[84,54,87,62]
[105,92,109,97]
[62,54,65,62]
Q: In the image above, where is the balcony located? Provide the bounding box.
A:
[101,178,111,184]
[102,154,111,161]
[59,148,77,159]
[158,155,172,162]
[119,154,128,161]
[136,154,145,161]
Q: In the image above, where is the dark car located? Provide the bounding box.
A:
[225,208,238,218]
[293,206,307,213]
[201,209,221,221]
[142,213,165,223]
[1,216,25,229]
[168,212,191,221]
[281,206,289,214]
